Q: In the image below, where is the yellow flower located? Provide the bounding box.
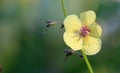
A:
[63,10,102,55]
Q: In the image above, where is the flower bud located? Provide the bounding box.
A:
[46,20,57,27]
[64,49,83,61]
[46,20,64,28]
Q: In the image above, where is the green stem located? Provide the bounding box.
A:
[82,49,94,73]
[61,0,67,17]
[60,0,94,72]
[61,0,94,73]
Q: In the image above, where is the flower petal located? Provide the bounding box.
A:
[80,10,96,26]
[63,32,83,51]
[83,36,101,55]
[64,15,81,32]
[89,22,102,38]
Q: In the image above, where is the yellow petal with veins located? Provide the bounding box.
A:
[89,22,102,38]
[63,32,83,51]
[80,10,96,26]
[83,36,101,55]
[64,15,81,32]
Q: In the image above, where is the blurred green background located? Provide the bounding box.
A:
[0,0,120,73]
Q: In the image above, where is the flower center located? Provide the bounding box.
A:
[80,25,90,37]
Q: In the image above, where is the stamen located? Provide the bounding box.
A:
[80,25,90,37]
